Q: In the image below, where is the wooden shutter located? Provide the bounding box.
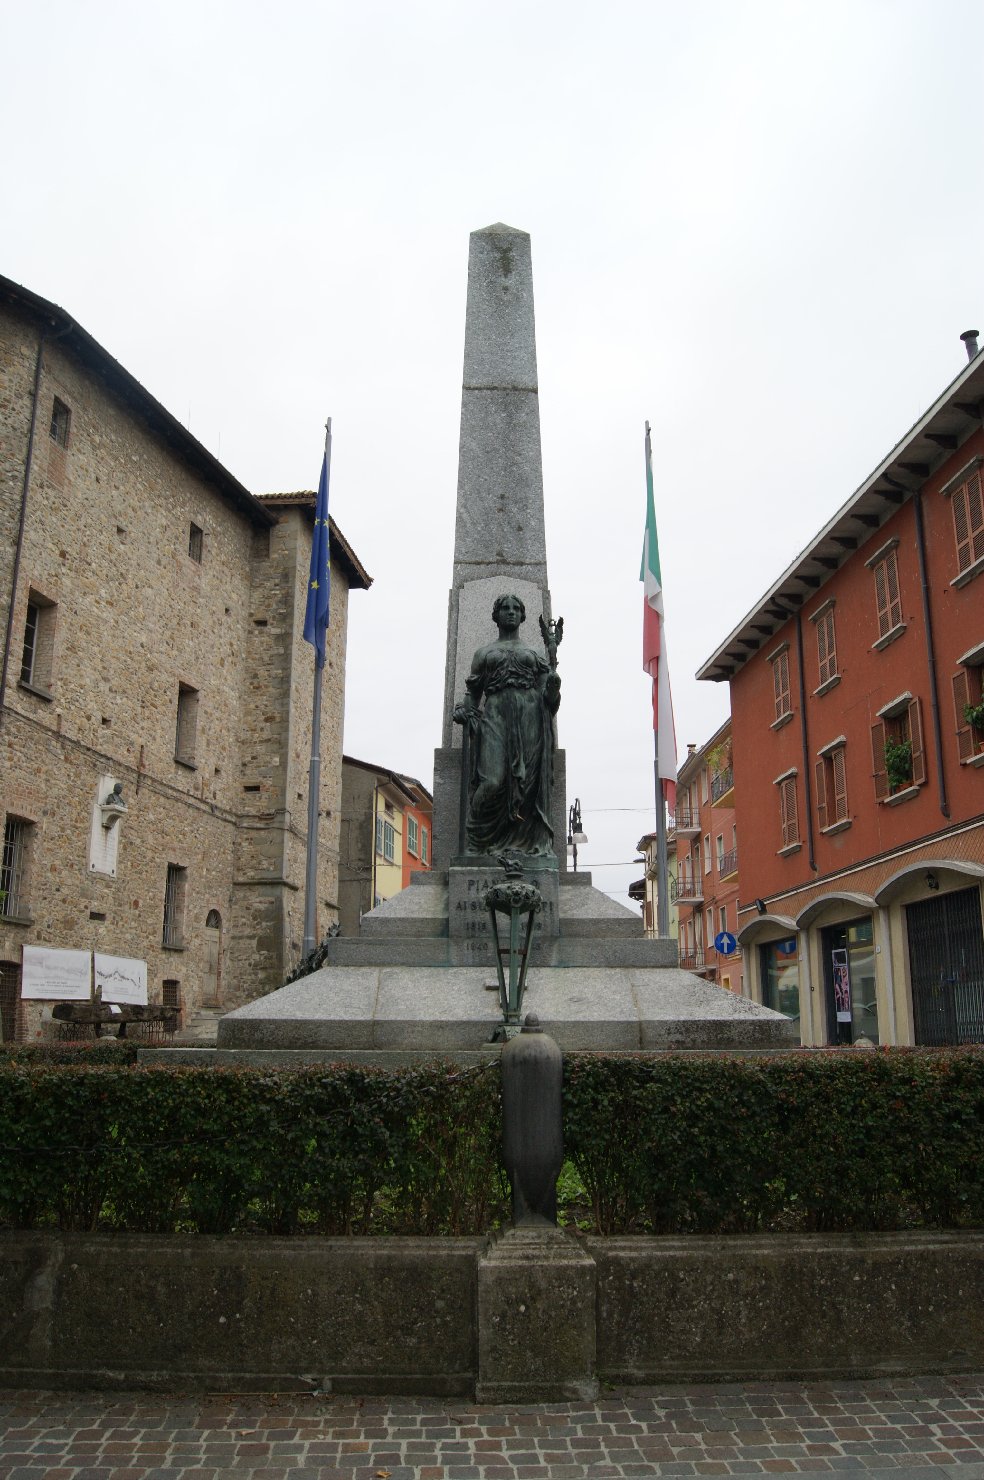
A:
[873,559,889,635]
[816,610,837,685]
[779,776,798,847]
[871,720,888,800]
[772,650,790,720]
[885,550,902,628]
[970,472,984,566]
[952,670,974,761]
[815,760,828,830]
[908,698,926,786]
[832,746,849,822]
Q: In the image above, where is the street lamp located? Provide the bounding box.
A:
[567,797,588,872]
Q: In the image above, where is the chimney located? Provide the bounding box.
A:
[687,742,697,756]
[960,329,980,362]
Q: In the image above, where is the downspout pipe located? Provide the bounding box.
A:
[913,489,949,818]
[0,317,73,730]
[795,611,817,871]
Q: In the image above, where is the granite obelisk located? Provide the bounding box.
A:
[433,223,567,868]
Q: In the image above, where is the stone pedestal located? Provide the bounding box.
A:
[476,1226,598,1402]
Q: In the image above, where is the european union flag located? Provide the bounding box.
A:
[303,429,331,666]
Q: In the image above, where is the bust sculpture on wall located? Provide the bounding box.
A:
[452,594,562,856]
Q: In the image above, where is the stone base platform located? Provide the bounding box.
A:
[216,964,796,1054]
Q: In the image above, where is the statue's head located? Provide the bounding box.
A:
[493,593,526,625]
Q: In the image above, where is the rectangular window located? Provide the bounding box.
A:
[407,816,419,856]
[715,834,724,870]
[703,833,711,873]
[383,821,395,863]
[816,743,849,830]
[375,815,384,855]
[163,864,187,947]
[0,960,22,1044]
[871,697,925,799]
[700,768,708,803]
[421,826,429,865]
[778,775,799,849]
[952,660,984,762]
[872,548,902,638]
[175,684,199,766]
[771,646,791,722]
[1,817,32,918]
[49,397,71,447]
[951,466,984,574]
[188,522,204,562]
[760,938,800,1021]
[719,906,728,935]
[162,979,181,1011]
[19,592,56,693]
[815,606,837,685]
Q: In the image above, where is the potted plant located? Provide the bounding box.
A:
[884,736,913,792]
[963,698,984,732]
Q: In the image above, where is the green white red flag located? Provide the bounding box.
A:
[641,421,677,808]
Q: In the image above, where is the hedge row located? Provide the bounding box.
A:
[0,1061,505,1234]
[2,1049,983,1236]
[563,1048,984,1233]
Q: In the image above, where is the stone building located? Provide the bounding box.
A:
[0,273,371,1041]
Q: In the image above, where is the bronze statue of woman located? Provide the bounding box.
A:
[453,593,561,856]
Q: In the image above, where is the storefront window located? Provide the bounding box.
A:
[822,916,878,1045]
[760,938,800,1023]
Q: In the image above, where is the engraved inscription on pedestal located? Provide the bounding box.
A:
[448,863,559,963]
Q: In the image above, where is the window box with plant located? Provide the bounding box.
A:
[884,736,913,792]
[952,666,984,762]
[871,696,925,802]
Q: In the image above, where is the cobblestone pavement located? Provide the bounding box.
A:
[2,1375,984,1480]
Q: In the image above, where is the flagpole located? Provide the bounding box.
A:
[303,418,332,957]
[645,420,670,939]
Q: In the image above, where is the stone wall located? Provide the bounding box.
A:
[0,297,359,1034]
[3,1229,983,1395]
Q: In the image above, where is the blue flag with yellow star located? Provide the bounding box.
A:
[302,445,331,666]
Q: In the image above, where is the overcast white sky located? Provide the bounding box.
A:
[5,0,984,905]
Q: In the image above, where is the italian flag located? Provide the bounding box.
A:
[641,422,677,807]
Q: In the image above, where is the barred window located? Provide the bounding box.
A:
[1,817,32,918]
[0,960,21,1044]
[163,864,187,947]
[188,523,204,562]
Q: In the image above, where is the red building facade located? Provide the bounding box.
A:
[699,344,984,1046]
[673,720,743,993]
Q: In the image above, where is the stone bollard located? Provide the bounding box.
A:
[476,1011,598,1402]
[500,1012,563,1224]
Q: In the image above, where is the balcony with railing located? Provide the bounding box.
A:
[679,947,705,971]
[671,873,704,904]
[710,765,735,806]
[673,806,700,835]
[718,846,738,880]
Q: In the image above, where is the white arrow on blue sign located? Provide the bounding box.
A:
[714,931,737,956]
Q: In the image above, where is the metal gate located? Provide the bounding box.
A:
[906,886,984,1045]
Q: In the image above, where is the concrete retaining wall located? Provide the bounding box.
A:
[2,1230,983,1394]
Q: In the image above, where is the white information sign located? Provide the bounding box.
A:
[95,954,148,1006]
[21,945,92,1001]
